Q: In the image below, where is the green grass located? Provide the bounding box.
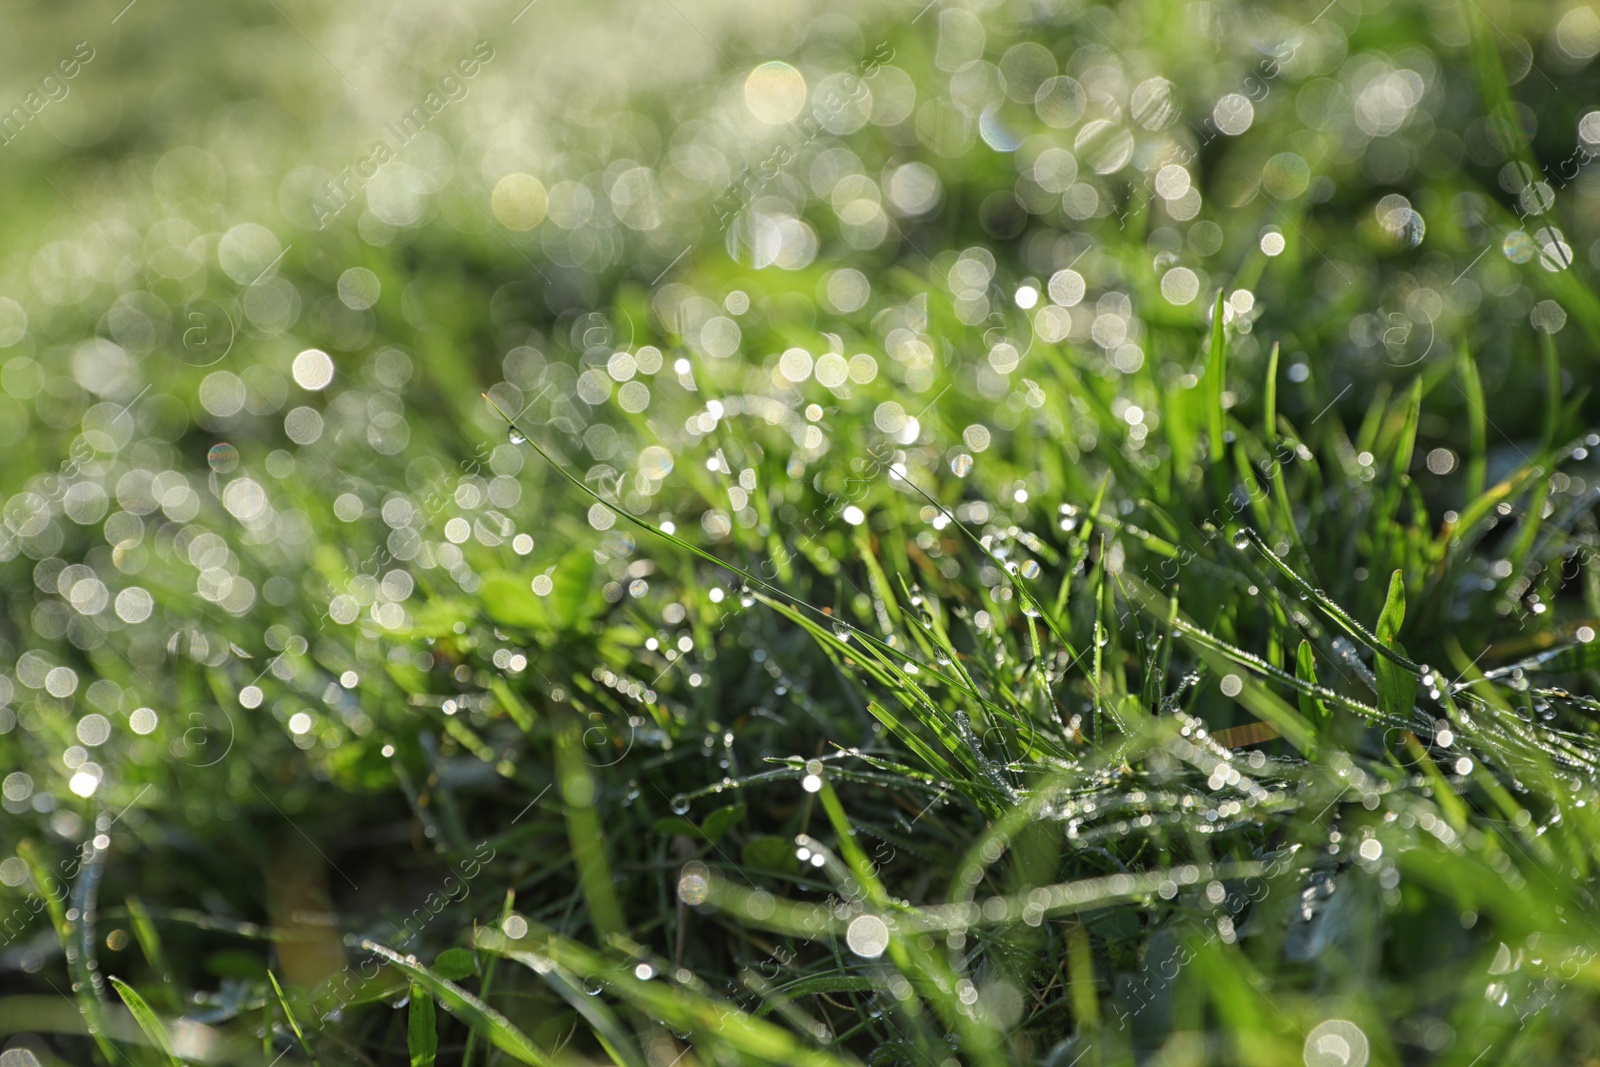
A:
[4,0,1600,1064]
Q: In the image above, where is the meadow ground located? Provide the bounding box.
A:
[4,0,1600,1064]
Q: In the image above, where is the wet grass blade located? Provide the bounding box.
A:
[362,940,556,1067]
[18,841,118,1067]
[267,970,321,1067]
[1238,528,1422,674]
[475,928,858,1067]
[462,890,516,1067]
[1206,288,1227,467]
[749,976,876,1018]
[1296,639,1329,734]
[407,982,437,1067]
[108,976,181,1067]
[1375,570,1417,723]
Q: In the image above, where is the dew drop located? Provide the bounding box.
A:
[508,427,527,445]
[670,793,690,814]
[1232,530,1251,551]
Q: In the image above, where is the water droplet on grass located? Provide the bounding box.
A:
[846,914,890,958]
[670,793,690,814]
[1232,530,1251,550]
[508,427,526,445]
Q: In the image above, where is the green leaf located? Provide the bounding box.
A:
[409,982,438,1067]
[109,976,182,1067]
[478,571,547,629]
[407,597,474,638]
[550,547,597,629]
[434,948,478,981]
[652,817,700,837]
[700,804,745,844]
[742,834,802,875]
[1375,570,1416,721]
[1295,640,1328,728]
[489,677,536,731]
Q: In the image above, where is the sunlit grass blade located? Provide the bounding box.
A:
[1206,288,1227,468]
[1374,570,1417,722]
[475,927,858,1067]
[266,970,320,1067]
[1295,639,1329,739]
[1237,528,1422,674]
[361,940,556,1067]
[108,976,182,1067]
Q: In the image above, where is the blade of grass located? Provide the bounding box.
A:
[18,841,118,1067]
[554,709,627,939]
[1206,288,1227,468]
[107,977,181,1067]
[1237,529,1423,673]
[1295,640,1330,738]
[476,927,858,1067]
[267,970,321,1067]
[408,982,437,1067]
[1457,342,1487,501]
[462,890,516,1067]
[125,897,176,1013]
[362,940,556,1067]
[1375,570,1418,722]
